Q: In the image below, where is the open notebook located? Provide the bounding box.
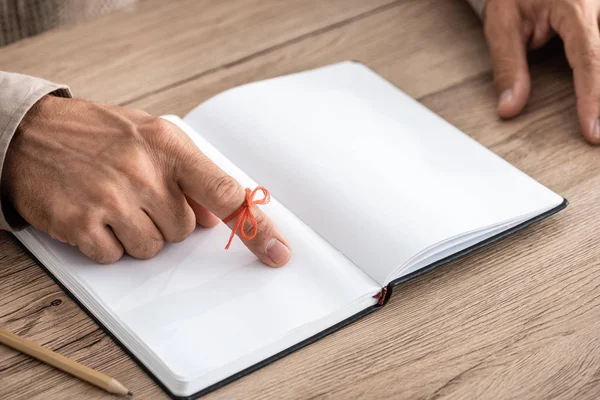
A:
[14,62,566,399]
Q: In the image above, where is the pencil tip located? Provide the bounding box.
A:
[127,391,133,397]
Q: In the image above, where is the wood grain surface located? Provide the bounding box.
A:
[2,0,600,399]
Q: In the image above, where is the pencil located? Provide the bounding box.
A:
[0,329,131,396]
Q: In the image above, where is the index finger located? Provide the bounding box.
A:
[176,144,292,268]
[551,1,600,144]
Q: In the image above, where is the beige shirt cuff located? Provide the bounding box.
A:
[467,0,488,18]
[0,71,72,231]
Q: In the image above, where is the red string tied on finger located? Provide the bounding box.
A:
[222,186,271,250]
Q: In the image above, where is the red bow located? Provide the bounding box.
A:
[222,186,271,249]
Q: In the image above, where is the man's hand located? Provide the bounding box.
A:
[2,95,291,266]
[485,0,600,144]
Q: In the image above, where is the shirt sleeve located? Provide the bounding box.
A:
[466,0,488,18]
[0,71,72,231]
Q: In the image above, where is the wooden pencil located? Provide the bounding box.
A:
[0,329,131,396]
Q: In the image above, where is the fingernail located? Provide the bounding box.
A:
[594,119,600,141]
[265,239,290,265]
[499,89,513,106]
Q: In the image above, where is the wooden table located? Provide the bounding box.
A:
[1,0,599,398]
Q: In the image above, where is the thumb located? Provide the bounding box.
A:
[484,2,531,119]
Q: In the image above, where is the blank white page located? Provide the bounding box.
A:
[184,61,563,285]
[14,116,380,396]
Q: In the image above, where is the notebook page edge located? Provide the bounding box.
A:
[384,198,567,289]
[388,199,564,283]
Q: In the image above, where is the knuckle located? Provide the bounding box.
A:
[210,175,244,210]
[99,185,130,218]
[128,235,164,259]
[120,148,158,190]
[141,117,192,171]
[52,207,97,236]
[78,233,123,264]
[249,211,273,244]
[75,211,98,235]
[554,0,593,31]
[50,207,74,230]
[148,116,173,136]
[158,193,197,243]
[166,209,196,243]
[142,117,179,144]
[97,249,124,264]
[559,0,589,16]
[577,44,600,71]
[109,108,142,141]
[131,107,152,119]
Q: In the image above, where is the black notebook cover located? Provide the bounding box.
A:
[15,198,567,399]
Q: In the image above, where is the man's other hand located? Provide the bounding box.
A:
[485,0,600,144]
